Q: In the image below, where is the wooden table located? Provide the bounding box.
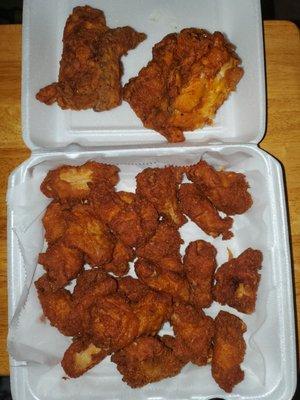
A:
[0,21,299,375]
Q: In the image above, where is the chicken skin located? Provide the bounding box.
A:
[212,311,247,392]
[40,161,119,204]
[36,5,146,111]
[178,183,233,240]
[183,240,217,308]
[111,336,185,388]
[124,28,243,142]
[136,166,186,227]
[213,248,263,314]
[187,160,253,215]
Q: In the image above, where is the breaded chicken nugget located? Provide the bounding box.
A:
[212,311,247,392]
[38,240,84,289]
[213,248,263,314]
[183,240,217,308]
[64,204,115,266]
[118,276,151,303]
[42,201,71,244]
[62,337,108,378]
[136,221,183,273]
[187,160,253,215]
[178,183,233,240]
[41,161,119,203]
[103,240,134,276]
[111,336,184,388]
[136,166,186,227]
[135,259,190,303]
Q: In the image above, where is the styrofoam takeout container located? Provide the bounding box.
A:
[7,0,296,400]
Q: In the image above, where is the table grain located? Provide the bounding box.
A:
[0,21,299,375]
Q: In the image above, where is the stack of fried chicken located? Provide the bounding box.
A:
[35,159,262,392]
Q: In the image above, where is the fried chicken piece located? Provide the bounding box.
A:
[85,294,140,351]
[135,259,190,303]
[165,303,214,366]
[35,274,79,336]
[118,276,151,303]
[40,161,119,204]
[187,160,253,215]
[136,166,186,227]
[133,291,172,336]
[36,6,146,111]
[111,336,184,388]
[178,183,233,240]
[73,269,117,301]
[136,221,183,273]
[212,311,247,392]
[183,240,217,308]
[42,201,71,244]
[91,189,159,247]
[38,240,84,289]
[103,240,134,276]
[62,337,108,378]
[124,28,243,142]
[213,248,263,314]
[64,204,115,266]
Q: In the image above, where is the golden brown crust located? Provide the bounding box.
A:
[102,240,134,276]
[42,201,71,244]
[212,311,247,392]
[178,183,233,240]
[36,6,146,110]
[117,276,151,303]
[213,248,263,314]
[183,240,217,308]
[187,160,253,215]
[124,28,243,142]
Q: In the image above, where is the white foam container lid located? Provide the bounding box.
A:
[7,0,296,399]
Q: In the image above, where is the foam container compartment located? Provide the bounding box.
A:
[22,0,265,149]
[7,0,296,399]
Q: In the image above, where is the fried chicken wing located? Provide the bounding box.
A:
[178,183,233,240]
[136,166,186,227]
[64,204,115,266]
[183,240,217,308]
[124,28,243,142]
[38,240,84,289]
[135,259,190,303]
[213,248,263,314]
[42,201,71,244]
[111,336,184,388]
[62,337,108,378]
[118,276,151,303]
[212,311,247,392]
[41,161,119,203]
[167,303,215,366]
[35,274,79,336]
[36,6,146,111]
[103,240,134,276]
[136,222,183,273]
[187,160,253,215]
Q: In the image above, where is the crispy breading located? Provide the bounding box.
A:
[167,303,215,366]
[124,29,243,142]
[91,189,159,247]
[40,161,119,203]
[42,201,71,244]
[38,240,84,289]
[64,204,115,266]
[135,259,190,303]
[133,291,172,336]
[213,248,263,314]
[187,160,253,215]
[36,6,146,111]
[178,183,233,240]
[62,337,108,378]
[136,166,186,227]
[111,336,184,388]
[183,240,217,308]
[212,311,247,392]
[34,274,79,336]
[103,240,134,276]
[73,269,117,300]
[118,276,151,303]
[136,221,183,273]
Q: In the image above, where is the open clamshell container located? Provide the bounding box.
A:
[7,0,296,399]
